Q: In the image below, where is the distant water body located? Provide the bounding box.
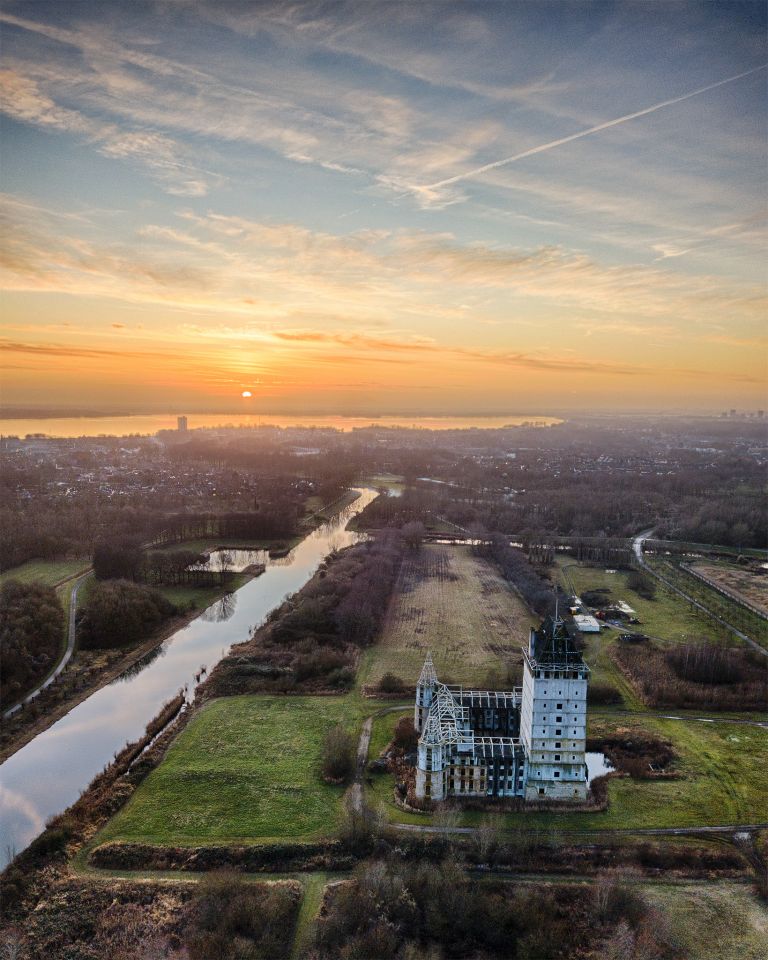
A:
[1,413,561,438]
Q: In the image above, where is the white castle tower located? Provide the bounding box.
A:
[520,615,590,800]
[414,651,437,732]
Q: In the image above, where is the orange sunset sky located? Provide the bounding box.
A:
[1,2,766,415]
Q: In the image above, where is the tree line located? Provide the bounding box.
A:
[475,534,559,616]
[207,531,404,696]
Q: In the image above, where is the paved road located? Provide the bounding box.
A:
[3,571,92,719]
[632,529,767,659]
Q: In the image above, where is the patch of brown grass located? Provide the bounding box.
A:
[369,544,534,688]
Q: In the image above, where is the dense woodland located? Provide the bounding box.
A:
[0,435,351,571]
[77,580,177,650]
[357,468,766,548]
[0,581,63,704]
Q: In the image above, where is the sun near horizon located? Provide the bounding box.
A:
[0,1,766,418]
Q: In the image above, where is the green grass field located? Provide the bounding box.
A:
[0,558,91,588]
[558,560,727,646]
[366,710,768,832]
[153,574,249,612]
[647,557,768,649]
[365,473,406,494]
[98,696,366,846]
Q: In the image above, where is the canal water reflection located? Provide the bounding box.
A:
[0,488,378,866]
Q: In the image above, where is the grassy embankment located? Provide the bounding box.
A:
[97,695,366,846]
[643,881,768,960]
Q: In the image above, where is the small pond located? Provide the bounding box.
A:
[585,751,615,784]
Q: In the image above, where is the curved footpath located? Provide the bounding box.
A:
[3,570,92,720]
[394,821,768,837]
[632,529,767,659]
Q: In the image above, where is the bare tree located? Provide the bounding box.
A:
[473,815,501,863]
[433,801,461,833]
[0,931,25,960]
[401,521,426,551]
[214,550,233,586]
[321,724,355,782]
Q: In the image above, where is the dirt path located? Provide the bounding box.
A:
[290,872,335,960]
[3,570,92,720]
[347,715,374,815]
[601,708,768,730]
[347,705,409,815]
[394,821,768,837]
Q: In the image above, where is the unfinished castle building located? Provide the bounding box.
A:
[414,616,590,802]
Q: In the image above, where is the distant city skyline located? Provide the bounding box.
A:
[1,1,766,413]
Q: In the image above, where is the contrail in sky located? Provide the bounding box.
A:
[423,64,767,190]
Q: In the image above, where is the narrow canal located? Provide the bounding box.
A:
[0,488,378,867]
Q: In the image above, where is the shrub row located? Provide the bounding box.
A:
[615,641,767,711]
[204,533,404,696]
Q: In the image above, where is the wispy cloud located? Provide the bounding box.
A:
[272,330,436,351]
[2,198,765,334]
[0,67,215,196]
[403,64,767,205]
[1,2,764,408]
[0,338,171,361]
